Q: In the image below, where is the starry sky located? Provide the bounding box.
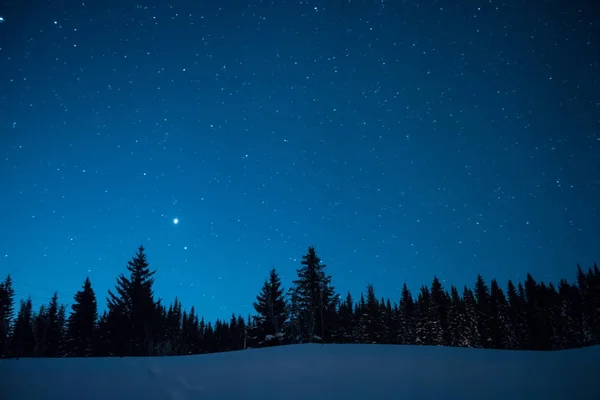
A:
[1,0,598,323]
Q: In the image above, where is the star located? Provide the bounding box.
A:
[173,218,179,225]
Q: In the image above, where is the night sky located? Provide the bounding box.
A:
[1,0,598,323]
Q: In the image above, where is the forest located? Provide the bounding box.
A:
[0,245,599,358]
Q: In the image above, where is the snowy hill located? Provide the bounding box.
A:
[1,344,598,399]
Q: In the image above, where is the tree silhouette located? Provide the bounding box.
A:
[290,246,337,342]
[0,275,15,356]
[0,244,598,358]
[66,277,98,356]
[252,268,288,346]
[106,245,160,356]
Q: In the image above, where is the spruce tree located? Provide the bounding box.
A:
[415,286,433,345]
[429,277,448,346]
[335,292,355,343]
[32,304,47,357]
[577,264,600,344]
[506,280,526,349]
[557,279,585,348]
[382,298,393,344]
[360,284,381,343]
[32,293,66,357]
[106,245,160,356]
[66,277,98,356]
[0,275,15,357]
[461,287,481,347]
[474,274,491,348]
[398,283,416,344]
[447,285,465,347]
[353,292,368,343]
[489,279,517,349]
[290,246,336,342]
[524,273,544,349]
[10,297,35,358]
[164,297,183,355]
[252,268,287,346]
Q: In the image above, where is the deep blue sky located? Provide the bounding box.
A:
[1,0,598,323]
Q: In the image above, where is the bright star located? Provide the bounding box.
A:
[173,218,179,225]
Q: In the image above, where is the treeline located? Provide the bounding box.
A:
[0,245,599,358]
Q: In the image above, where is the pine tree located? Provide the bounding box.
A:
[460,287,481,347]
[506,280,526,349]
[524,273,544,349]
[252,268,287,346]
[197,317,207,352]
[10,297,35,358]
[180,306,199,354]
[359,284,381,343]
[535,282,560,349]
[447,286,464,347]
[415,286,433,345]
[428,277,448,346]
[577,264,600,344]
[474,274,492,348]
[57,303,67,356]
[66,277,98,357]
[32,293,66,357]
[289,246,336,342]
[398,283,416,344]
[0,275,15,357]
[237,315,246,350]
[382,298,393,344]
[106,245,160,356]
[335,292,354,343]
[490,279,518,349]
[164,297,183,355]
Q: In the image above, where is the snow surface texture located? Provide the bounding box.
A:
[1,344,598,399]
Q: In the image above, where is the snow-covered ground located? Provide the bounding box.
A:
[1,344,598,399]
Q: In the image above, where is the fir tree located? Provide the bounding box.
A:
[66,277,98,357]
[398,283,416,344]
[382,298,394,344]
[447,286,464,347]
[415,286,433,345]
[335,292,355,343]
[106,245,160,356]
[252,268,287,346]
[10,297,35,358]
[557,279,585,348]
[474,274,491,348]
[32,293,66,357]
[461,287,481,347]
[0,275,15,357]
[360,284,382,343]
[577,264,600,344]
[164,297,183,355]
[506,280,526,349]
[490,279,517,349]
[429,276,448,346]
[289,246,337,342]
[524,273,545,349]
[353,292,368,343]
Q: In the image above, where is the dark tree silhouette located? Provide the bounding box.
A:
[289,246,337,342]
[66,277,98,356]
[10,297,34,358]
[0,244,598,359]
[0,275,15,357]
[252,268,288,346]
[474,274,491,348]
[106,245,160,356]
[398,283,416,344]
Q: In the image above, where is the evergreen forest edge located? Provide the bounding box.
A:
[0,244,599,358]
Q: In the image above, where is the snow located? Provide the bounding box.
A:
[1,344,598,399]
